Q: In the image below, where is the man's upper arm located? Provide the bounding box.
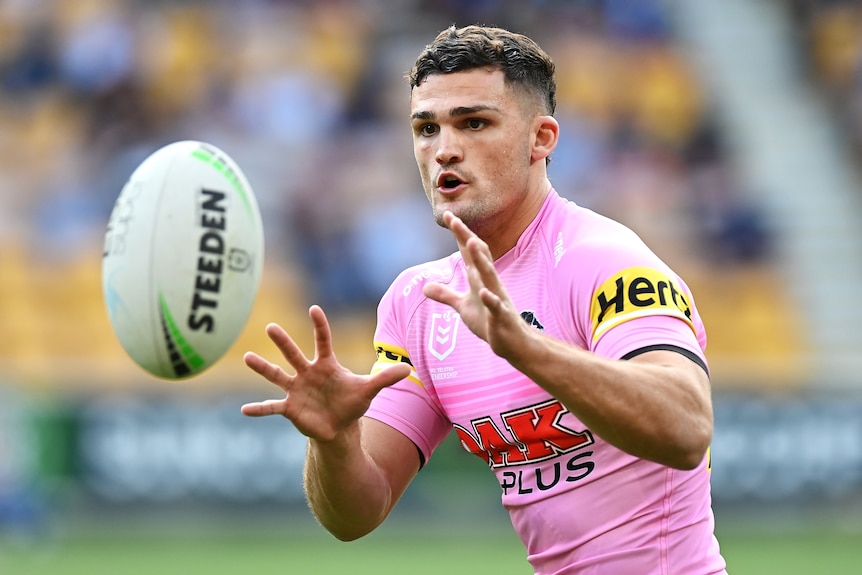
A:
[627,349,713,412]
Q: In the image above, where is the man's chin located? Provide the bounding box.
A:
[431,204,454,228]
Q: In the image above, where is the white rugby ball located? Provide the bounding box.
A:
[102,140,264,379]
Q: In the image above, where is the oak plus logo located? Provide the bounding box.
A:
[428,310,460,360]
[454,399,596,495]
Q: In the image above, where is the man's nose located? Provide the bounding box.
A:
[435,128,463,164]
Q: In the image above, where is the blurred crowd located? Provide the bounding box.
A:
[791,0,862,166]
[0,0,773,311]
[0,0,856,536]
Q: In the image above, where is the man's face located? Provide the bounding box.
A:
[410,68,536,236]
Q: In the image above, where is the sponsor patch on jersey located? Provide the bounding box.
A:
[590,266,694,344]
[372,341,423,387]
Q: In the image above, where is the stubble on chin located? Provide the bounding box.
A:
[427,199,445,228]
[433,203,492,238]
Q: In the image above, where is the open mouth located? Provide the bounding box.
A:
[438,173,464,191]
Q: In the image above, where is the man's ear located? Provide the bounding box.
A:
[532,115,559,163]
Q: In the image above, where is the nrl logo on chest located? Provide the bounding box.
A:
[429,310,460,360]
[428,309,544,362]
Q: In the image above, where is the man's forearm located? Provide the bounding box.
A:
[509,329,713,469]
[303,422,395,541]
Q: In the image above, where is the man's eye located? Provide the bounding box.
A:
[419,124,438,136]
[467,119,485,129]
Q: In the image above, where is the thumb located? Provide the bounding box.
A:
[365,363,413,397]
[423,282,459,309]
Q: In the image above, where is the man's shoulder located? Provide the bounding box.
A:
[383,253,460,303]
[542,197,656,268]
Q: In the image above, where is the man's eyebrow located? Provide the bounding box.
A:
[411,105,501,121]
[450,105,500,117]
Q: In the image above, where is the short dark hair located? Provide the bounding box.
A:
[408,25,557,116]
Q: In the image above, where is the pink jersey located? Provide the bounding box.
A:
[366,190,727,574]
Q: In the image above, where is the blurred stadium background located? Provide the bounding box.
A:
[1,0,862,573]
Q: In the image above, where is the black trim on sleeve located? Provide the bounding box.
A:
[620,344,709,376]
[416,444,426,469]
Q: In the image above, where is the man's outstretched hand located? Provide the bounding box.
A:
[241,305,411,442]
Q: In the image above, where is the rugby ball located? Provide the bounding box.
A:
[102,140,264,379]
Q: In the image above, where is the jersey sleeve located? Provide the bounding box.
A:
[593,313,709,374]
[558,230,709,370]
[364,273,451,465]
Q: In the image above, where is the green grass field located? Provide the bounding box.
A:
[2,520,861,575]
